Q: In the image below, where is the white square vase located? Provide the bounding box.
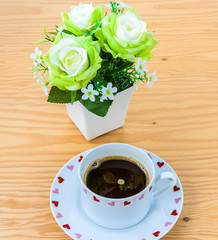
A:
[66,86,134,140]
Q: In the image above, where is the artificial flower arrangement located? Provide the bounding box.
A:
[31,1,158,117]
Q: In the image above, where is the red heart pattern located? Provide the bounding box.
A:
[83,188,87,194]
[52,201,59,207]
[147,153,152,159]
[153,231,160,237]
[164,221,172,227]
[67,165,74,171]
[93,196,100,202]
[52,188,59,194]
[171,210,178,216]
[58,176,64,183]
[124,201,131,206]
[138,194,144,200]
[149,186,153,192]
[108,201,115,206]
[175,197,182,203]
[56,212,63,218]
[75,233,82,239]
[63,224,70,230]
[157,162,164,168]
[78,155,83,162]
[173,185,180,192]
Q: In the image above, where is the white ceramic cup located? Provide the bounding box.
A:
[78,143,177,229]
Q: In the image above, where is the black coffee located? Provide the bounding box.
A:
[84,156,149,198]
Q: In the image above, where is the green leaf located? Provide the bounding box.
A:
[94,21,102,30]
[62,29,75,35]
[100,51,113,60]
[89,21,101,35]
[75,90,83,101]
[70,91,77,103]
[44,28,49,38]
[90,30,95,36]
[35,39,47,44]
[82,29,91,35]
[104,62,133,76]
[47,31,57,35]
[45,37,53,42]
[98,59,112,73]
[47,86,71,104]
[92,74,107,86]
[80,97,112,117]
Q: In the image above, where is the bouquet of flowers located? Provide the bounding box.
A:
[31,1,158,117]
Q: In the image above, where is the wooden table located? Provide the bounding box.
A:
[0,0,218,239]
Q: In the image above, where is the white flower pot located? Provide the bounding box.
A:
[66,86,134,140]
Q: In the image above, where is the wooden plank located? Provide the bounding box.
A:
[0,0,218,239]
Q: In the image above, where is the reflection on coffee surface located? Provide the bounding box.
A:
[84,156,149,198]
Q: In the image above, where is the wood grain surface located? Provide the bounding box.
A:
[0,0,218,239]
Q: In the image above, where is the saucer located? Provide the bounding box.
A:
[50,149,183,240]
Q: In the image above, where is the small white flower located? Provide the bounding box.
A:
[31,47,42,66]
[147,71,157,87]
[117,1,131,8]
[104,1,131,9]
[33,61,38,66]
[36,76,45,82]
[30,47,42,59]
[37,79,48,95]
[57,26,65,32]
[104,3,112,9]
[33,72,39,79]
[81,84,99,102]
[33,58,42,66]
[101,82,117,101]
[36,58,41,64]
[135,58,148,76]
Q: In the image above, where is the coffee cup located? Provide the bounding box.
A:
[78,143,177,229]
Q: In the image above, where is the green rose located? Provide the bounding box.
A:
[61,3,103,36]
[43,33,102,91]
[95,10,158,62]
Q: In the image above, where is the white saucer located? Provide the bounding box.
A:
[50,149,183,240]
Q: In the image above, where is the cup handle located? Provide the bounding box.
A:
[152,172,177,199]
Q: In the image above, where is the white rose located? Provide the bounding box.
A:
[43,34,102,91]
[68,3,94,29]
[105,1,131,9]
[50,38,88,78]
[115,11,147,43]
